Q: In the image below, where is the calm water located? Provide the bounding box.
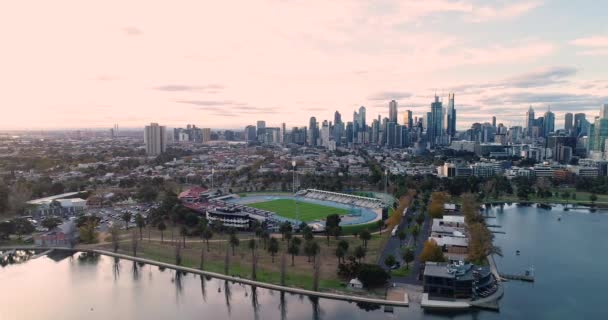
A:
[1,205,607,320]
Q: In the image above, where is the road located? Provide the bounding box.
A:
[377,209,431,285]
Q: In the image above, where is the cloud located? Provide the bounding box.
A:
[176,100,233,106]
[570,36,608,48]
[154,84,224,92]
[479,92,608,111]
[122,26,143,36]
[368,91,412,101]
[449,66,577,93]
[467,1,543,23]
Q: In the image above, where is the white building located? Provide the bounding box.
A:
[144,123,167,156]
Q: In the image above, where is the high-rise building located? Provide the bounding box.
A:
[492,116,496,128]
[359,106,366,130]
[429,96,443,146]
[334,111,342,124]
[544,108,555,136]
[575,113,587,136]
[389,100,398,123]
[405,110,413,128]
[308,117,318,146]
[280,123,286,144]
[446,93,456,137]
[144,123,167,156]
[202,128,211,143]
[602,104,608,119]
[564,113,573,131]
[525,106,535,137]
[245,125,257,141]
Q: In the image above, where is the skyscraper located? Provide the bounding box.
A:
[543,108,555,137]
[202,128,211,143]
[429,95,443,146]
[308,117,318,146]
[525,106,535,137]
[389,100,398,123]
[446,93,456,137]
[492,116,496,128]
[359,106,366,130]
[334,111,342,125]
[574,113,587,136]
[564,113,573,131]
[245,125,257,141]
[144,123,166,156]
[602,104,608,119]
[405,110,413,128]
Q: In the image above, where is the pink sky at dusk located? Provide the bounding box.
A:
[0,0,607,131]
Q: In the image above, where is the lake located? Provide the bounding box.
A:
[1,204,607,319]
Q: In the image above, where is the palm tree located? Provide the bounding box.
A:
[376,219,384,234]
[359,230,371,248]
[411,224,420,244]
[180,226,188,248]
[158,221,166,243]
[229,233,240,256]
[248,238,256,255]
[285,231,293,247]
[268,237,279,263]
[385,254,396,269]
[402,247,414,269]
[202,228,213,252]
[398,229,407,247]
[335,246,346,264]
[279,222,292,241]
[261,231,270,250]
[337,239,349,254]
[135,213,145,240]
[354,245,366,263]
[304,240,319,263]
[288,237,301,266]
[122,212,132,230]
[302,226,314,242]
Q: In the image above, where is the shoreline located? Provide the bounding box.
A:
[0,245,409,308]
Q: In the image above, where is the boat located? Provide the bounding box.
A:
[516,250,520,255]
[537,203,552,210]
[557,215,562,221]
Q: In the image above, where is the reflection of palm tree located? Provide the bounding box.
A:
[224,280,232,316]
[200,275,207,302]
[251,286,260,320]
[112,257,120,281]
[309,296,322,320]
[131,261,139,281]
[279,292,287,320]
[174,270,183,298]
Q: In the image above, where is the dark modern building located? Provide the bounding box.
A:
[423,262,497,300]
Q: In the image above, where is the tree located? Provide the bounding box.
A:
[248,238,256,255]
[325,214,342,243]
[180,226,188,248]
[304,240,320,263]
[135,213,145,240]
[229,233,240,256]
[384,254,397,269]
[302,225,314,242]
[279,221,292,241]
[415,213,424,226]
[335,246,346,264]
[397,229,407,247]
[131,231,139,257]
[268,237,279,263]
[285,230,293,247]
[338,239,349,254]
[419,240,446,263]
[287,237,301,266]
[411,224,420,244]
[122,212,132,230]
[354,245,366,263]
[158,221,166,243]
[359,230,371,248]
[261,230,270,250]
[357,264,390,288]
[202,228,213,251]
[590,193,598,204]
[110,224,120,252]
[41,217,61,230]
[376,219,384,234]
[402,247,414,269]
[78,219,98,244]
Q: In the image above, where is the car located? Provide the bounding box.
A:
[390,262,401,270]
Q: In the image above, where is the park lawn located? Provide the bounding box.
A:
[248,199,349,222]
[391,267,411,277]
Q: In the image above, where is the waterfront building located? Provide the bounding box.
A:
[423,262,497,300]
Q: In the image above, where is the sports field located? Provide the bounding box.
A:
[248,199,349,222]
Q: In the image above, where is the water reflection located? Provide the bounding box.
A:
[112,257,120,281]
[224,280,232,316]
[199,275,207,302]
[174,270,184,299]
[279,292,287,320]
[0,250,35,267]
[77,252,100,265]
[309,296,322,320]
[251,286,260,320]
[132,261,140,281]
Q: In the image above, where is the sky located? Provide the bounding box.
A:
[0,0,607,131]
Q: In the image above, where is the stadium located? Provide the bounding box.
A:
[219,189,389,231]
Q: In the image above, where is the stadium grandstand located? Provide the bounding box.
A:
[297,189,383,209]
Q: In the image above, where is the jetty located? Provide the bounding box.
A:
[499,273,535,282]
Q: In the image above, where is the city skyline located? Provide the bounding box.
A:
[1,0,608,130]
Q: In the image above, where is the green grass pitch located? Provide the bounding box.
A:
[247,199,349,222]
